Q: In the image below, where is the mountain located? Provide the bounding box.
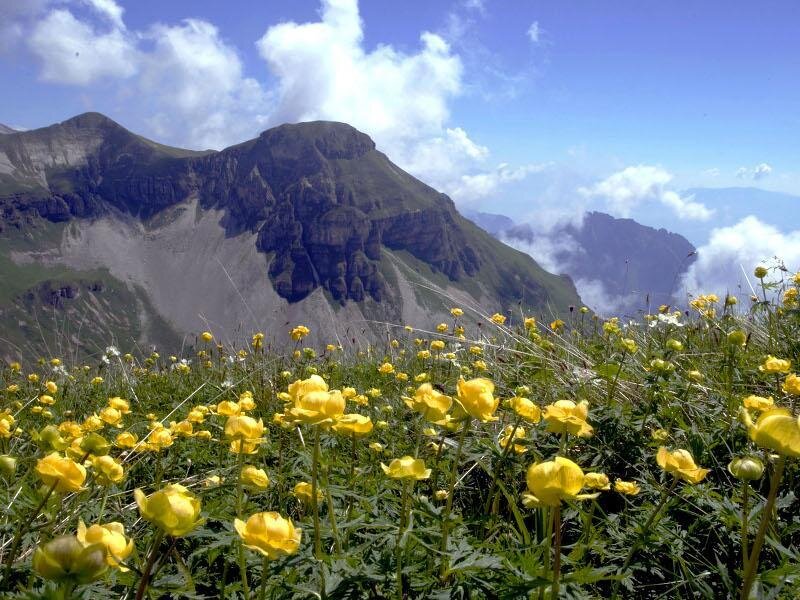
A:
[0,124,16,134]
[0,113,581,359]
[468,210,696,314]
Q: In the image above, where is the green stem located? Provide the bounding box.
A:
[740,458,785,600]
[741,483,749,571]
[612,477,679,598]
[439,418,471,580]
[135,529,165,600]
[323,464,341,555]
[483,417,521,515]
[396,481,411,600]
[235,448,250,599]
[259,555,270,600]
[311,426,322,559]
[608,352,626,402]
[552,504,562,598]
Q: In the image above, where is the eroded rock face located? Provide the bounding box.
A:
[0,114,551,307]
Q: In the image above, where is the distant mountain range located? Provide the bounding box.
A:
[465,210,696,314]
[0,124,17,134]
[0,113,581,359]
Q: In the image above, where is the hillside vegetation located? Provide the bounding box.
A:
[0,264,799,598]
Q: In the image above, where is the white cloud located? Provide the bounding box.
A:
[139,19,269,149]
[450,161,551,205]
[28,8,138,85]
[80,0,124,29]
[579,165,714,221]
[527,21,541,43]
[680,216,800,298]
[573,278,638,316]
[737,162,773,180]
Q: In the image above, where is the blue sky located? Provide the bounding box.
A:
[1,0,799,303]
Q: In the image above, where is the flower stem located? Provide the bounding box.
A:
[135,529,165,600]
[552,504,562,598]
[483,417,521,515]
[396,480,411,600]
[741,483,750,570]
[3,478,59,581]
[439,418,470,580]
[740,458,785,600]
[235,448,250,598]
[311,426,322,559]
[259,555,270,600]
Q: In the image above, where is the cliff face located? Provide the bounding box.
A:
[0,113,581,329]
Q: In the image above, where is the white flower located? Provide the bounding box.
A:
[650,314,685,328]
[105,346,121,357]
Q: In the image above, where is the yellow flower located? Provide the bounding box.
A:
[33,535,108,583]
[224,415,265,442]
[614,480,641,496]
[115,432,138,448]
[287,374,328,402]
[543,400,593,438]
[285,389,345,427]
[782,374,800,396]
[430,340,445,351]
[201,331,213,342]
[498,425,527,454]
[743,395,774,412]
[82,415,103,432]
[651,428,669,442]
[77,521,133,570]
[381,456,431,480]
[450,308,464,317]
[550,319,565,332]
[107,397,130,414]
[507,396,541,423]
[148,427,174,451]
[378,362,395,374]
[402,383,453,423]
[99,407,123,428]
[229,439,260,454]
[583,472,611,490]
[240,465,270,489]
[45,381,58,394]
[456,377,498,422]
[436,323,448,333]
[216,400,241,416]
[91,455,124,485]
[332,414,374,437]
[134,484,202,537]
[35,452,86,493]
[524,317,536,330]
[234,512,302,559]
[293,481,322,504]
[740,407,800,457]
[524,457,599,507]
[368,442,384,453]
[656,447,709,484]
[170,420,193,437]
[759,355,791,374]
[290,325,310,341]
[90,377,104,386]
[490,313,506,325]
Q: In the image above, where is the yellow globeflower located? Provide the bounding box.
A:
[148,427,174,451]
[91,455,125,485]
[456,377,499,422]
[234,512,302,559]
[293,481,322,504]
[381,456,431,480]
[507,396,541,423]
[45,381,58,394]
[614,480,641,496]
[378,362,395,374]
[107,397,130,414]
[759,355,791,374]
[656,447,709,484]
[498,425,527,454]
[240,465,270,489]
[224,415,265,441]
[782,373,800,396]
[524,457,599,507]
[584,472,611,490]
[332,414,374,437]
[33,535,108,583]
[290,325,310,341]
[285,390,345,426]
[287,374,329,403]
[99,407,123,428]
[134,484,202,537]
[743,395,774,412]
[77,521,134,570]
[490,313,506,325]
[740,407,800,457]
[35,452,86,493]
[543,400,593,438]
[216,400,241,417]
[450,307,464,317]
[115,432,138,448]
[402,383,453,423]
[201,331,213,342]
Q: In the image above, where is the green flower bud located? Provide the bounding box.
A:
[0,454,17,478]
[728,456,764,481]
[80,433,110,456]
[33,536,108,584]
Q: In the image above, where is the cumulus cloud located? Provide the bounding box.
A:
[449,162,551,205]
[139,19,269,149]
[28,8,138,84]
[579,165,714,221]
[737,162,773,180]
[527,21,541,43]
[680,216,800,298]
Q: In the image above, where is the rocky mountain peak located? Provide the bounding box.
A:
[258,121,376,160]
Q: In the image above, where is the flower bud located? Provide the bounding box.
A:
[728,456,764,481]
[0,454,16,477]
[33,535,108,583]
[80,433,110,456]
[754,266,768,279]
